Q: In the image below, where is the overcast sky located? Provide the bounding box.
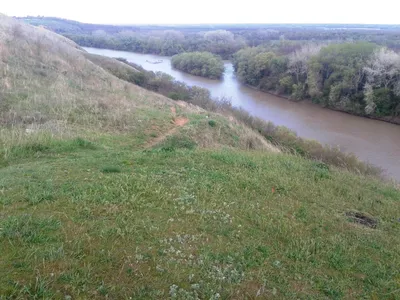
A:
[2,0,399,24]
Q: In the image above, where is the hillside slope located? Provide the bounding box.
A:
[1,15,399,299]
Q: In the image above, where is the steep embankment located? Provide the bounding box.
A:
[0,14,276,154]
[1,15,399,299]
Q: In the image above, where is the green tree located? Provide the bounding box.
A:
[171,52,225,79]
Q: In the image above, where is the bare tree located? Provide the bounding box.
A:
[163,30,184,41]
[204,30,234,43]
[364,48,400,89]
[394,80,400,97]
[363,83,376,115]
[363,48,400,114]
[288,44,322,84]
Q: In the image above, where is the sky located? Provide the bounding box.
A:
[1,0,399,25]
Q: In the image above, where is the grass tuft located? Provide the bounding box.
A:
[1,215,61,244]
[158,135,197,152]
[101,166,122,173]
[72,137,97,150]
[11,143,51,157]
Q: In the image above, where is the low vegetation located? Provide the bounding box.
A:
[171,52,225,79]
[1,15,399,299]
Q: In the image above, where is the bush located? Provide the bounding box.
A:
[128,72,147,86]
[171,52,225,79]
[208,120,217,127]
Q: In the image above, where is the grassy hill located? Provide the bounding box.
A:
[1,15,400,299]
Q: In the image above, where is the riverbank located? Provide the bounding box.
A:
[244,84,400,126]
[84,46,400,125]
[83,47,400,180]
[84,51,382,178]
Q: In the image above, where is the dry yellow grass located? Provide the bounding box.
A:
[0,14,278,154]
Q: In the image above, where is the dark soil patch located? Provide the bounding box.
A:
[345,211,378,228]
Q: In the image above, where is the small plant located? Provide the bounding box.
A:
[101,166,121,173]
[312,162,331,180]
[208,120,217,127]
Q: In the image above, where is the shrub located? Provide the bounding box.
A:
[171,52,225,79]
[128,71,147,86]
[208,120,217,127]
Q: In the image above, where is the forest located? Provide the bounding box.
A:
[233,42,400,118]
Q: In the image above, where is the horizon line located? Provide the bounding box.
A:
[14,16,400,27]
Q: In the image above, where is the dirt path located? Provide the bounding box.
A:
[144,107,189,149]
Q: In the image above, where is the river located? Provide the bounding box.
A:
[84,47,400,180]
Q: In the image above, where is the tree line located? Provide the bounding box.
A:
[65,30,245,59]
[20,17,400,58]
[232,42,400,119]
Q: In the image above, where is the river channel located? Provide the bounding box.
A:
[84,47,400,180]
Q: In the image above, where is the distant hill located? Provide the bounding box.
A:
[18,16,400,34]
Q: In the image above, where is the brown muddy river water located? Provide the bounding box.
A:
[84,47,400,181]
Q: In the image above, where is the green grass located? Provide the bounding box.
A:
[1,134,399,299]
[157,135,197,152]
[101,166,122,173]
